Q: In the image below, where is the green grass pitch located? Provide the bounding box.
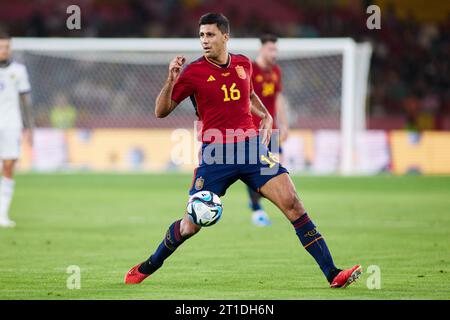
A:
[0,173,449,299]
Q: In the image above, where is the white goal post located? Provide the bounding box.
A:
[12,38,372,175]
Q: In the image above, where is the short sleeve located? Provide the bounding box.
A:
[17,65,31,93]
[171,66,195,104]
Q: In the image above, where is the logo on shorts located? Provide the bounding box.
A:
[235,65,246,79]
[195,176,204,190]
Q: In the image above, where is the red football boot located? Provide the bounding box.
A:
[124,263,150,284]
[330,265,362,288]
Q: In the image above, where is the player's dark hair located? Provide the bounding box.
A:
[260,34,278,44]
[199,13,230,34]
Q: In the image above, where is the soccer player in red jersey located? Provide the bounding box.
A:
[248,34,289,227]
[125,13,361,288]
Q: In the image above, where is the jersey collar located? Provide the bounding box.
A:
[204,53,231,69]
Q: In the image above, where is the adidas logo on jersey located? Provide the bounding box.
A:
[207,75,216,82]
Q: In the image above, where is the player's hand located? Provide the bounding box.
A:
[168,56,186,82]
[23,129,33,147]
[259,114,273,146]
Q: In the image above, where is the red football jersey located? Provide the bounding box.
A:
[171,53,257,143]
[251,62,282,129]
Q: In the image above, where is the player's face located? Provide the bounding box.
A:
[0,39,11,62]
[260,41,278,66]
[199,24,228,60]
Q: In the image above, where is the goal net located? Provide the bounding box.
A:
[12,38,372,174]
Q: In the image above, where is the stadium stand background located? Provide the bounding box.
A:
[1,0,449,131]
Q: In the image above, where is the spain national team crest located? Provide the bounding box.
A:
[235,65,246,79]
[195,176,204,190]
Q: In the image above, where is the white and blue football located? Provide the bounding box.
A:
[186,191,223,227]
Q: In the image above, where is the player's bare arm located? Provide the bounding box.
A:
[250,91,273,145]
[154,56,186,118]
[20,92,34,146]
[276,93,289,142]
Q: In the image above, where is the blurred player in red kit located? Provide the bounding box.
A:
[248,34,289,226]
